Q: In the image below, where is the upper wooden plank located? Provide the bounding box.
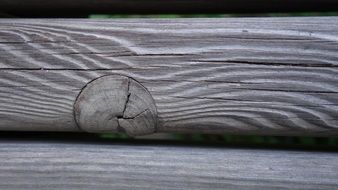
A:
[1,17,338,136]
[0,0,338,17]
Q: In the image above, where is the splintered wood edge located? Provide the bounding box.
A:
[73,75,158,136]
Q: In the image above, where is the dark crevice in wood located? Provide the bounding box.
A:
[117,78,149,120]
[168,95,338,105]
[237,88,338,94]
[116,119,126,133]
[0,68,133,71]
[134,53,195,56]
[141,79,261,85]
[58,52,133,56]
[121,77,131,119]
[123,109,150,120]
[0,40,72,44]
[196,60,338,68]
[169,95,267,102]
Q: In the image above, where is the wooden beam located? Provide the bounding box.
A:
[1,17,338,136]
[0,0,338,17]
[0,140,337,189]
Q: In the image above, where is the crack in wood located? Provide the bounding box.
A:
[74,75,157,136]
[196,60,338,68]
[121,78,131,118]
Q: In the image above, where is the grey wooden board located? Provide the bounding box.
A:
[0,0,338,17]
[1,17,338,136]
[0,140,337,189]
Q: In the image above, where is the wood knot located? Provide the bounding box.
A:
[74,75,157,136]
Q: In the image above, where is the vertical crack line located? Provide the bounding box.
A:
[117,78,130,134]
[122,77,131,118]
[116,119,126,133]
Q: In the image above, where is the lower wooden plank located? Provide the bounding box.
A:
[0,140,337,189]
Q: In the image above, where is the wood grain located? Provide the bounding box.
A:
[0,0,338,17]
[0,17,338,136]
[0,140,337,189]
[74,75,157,136]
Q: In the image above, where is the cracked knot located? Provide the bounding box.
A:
[74,75,157,136]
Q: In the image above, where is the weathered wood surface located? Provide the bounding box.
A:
[0,140,337,189]
[1,17,338,136]
[1,0,338,17]
[74,75,158,136]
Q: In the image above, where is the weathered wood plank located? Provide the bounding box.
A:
[0,17,338,136]
[0,0,338,17]
[0,140,337,189]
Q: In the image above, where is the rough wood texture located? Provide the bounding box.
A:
[74,75,157,136]
[0,0,338,17]
[0,140,337,189]
[0,17,338,136]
